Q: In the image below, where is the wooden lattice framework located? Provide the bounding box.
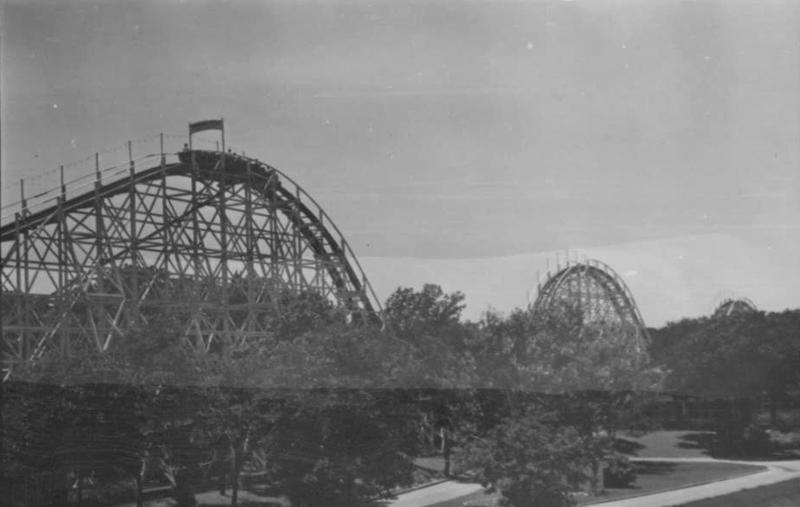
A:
[531,258,649,353]
[1,125,381,379]
[712,298,757,318]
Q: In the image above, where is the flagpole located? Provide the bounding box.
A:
[221,118,225,153]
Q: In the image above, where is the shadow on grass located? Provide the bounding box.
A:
[677,432,715,455]
[677,431,800,461]
[633,461,679,477]
[613,437,646,456]
[593,461,680,494]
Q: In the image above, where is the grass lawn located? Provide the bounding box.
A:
[675,477,800,507]
[615,429,800,461]
[115,489,289,506]
[614,430,716,459]
[581,461,765,505]
[426,461,766,507]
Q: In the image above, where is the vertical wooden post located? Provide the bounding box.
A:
[160,139,169,272]
[220,117,226,154]
[56,197,66,291]
[21,219,30,294]
[19,179,26,212]
[245,160,255,334]
[14,212,24,359]
[22,214,31,357]
[92,160,106,350]
[128,141,139,316]
[218,123,228,342]
[56,196,66,355]
[190,138,202,348]
[269,176,278,286]
[318,207,326,294]
[219,164,229,346]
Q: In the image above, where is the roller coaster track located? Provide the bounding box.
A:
[531,258,650,352]
[1,140,382,379]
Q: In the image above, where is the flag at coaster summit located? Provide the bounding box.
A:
[189,118,224,134]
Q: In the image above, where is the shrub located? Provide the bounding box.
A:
[767,429,800,450]
[173,470,198,507]
[458,412,593,507]
[603,454,636,488]
[740,424,773,456]
[716,423,773,456]
[82,479,138,507]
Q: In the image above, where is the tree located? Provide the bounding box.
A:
[383,284,480,476]
[187,348,286,507]
[459,408,595,507]
[258,323,424,505]
[456,300,663,499]
[265,390,420,507]
[468,309,535,389]
[384,284,466,337]
[5,342,146,507]
[650,309,800,443]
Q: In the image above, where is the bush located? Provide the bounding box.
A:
[767,429,800,450]
[81,479,138,507]
[774,408,800,433]
[716,424,773,456]
[458,412,593,507]
[173,470,198,507]
[603,454,636,488]
[740,424,773,455]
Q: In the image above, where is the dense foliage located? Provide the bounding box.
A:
[459,409,595,507]
[651,310,800,401]
[649,309,800,455]
[4,277,796,506]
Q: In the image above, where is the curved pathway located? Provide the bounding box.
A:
[598,457,800,507]
[387,457,800,507]
[386,481,485,507]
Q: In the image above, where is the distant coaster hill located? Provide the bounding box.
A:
[530,258,650,355]
[0,120,382,379]
[712,297,758,319]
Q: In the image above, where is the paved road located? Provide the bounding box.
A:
[385,481,484,507]
[388,458,800,507]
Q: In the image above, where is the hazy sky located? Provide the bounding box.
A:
[2,1,799,320]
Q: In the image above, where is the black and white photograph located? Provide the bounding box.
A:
[2,1,799,506]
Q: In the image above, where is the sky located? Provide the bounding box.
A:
[2,0,799,325]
